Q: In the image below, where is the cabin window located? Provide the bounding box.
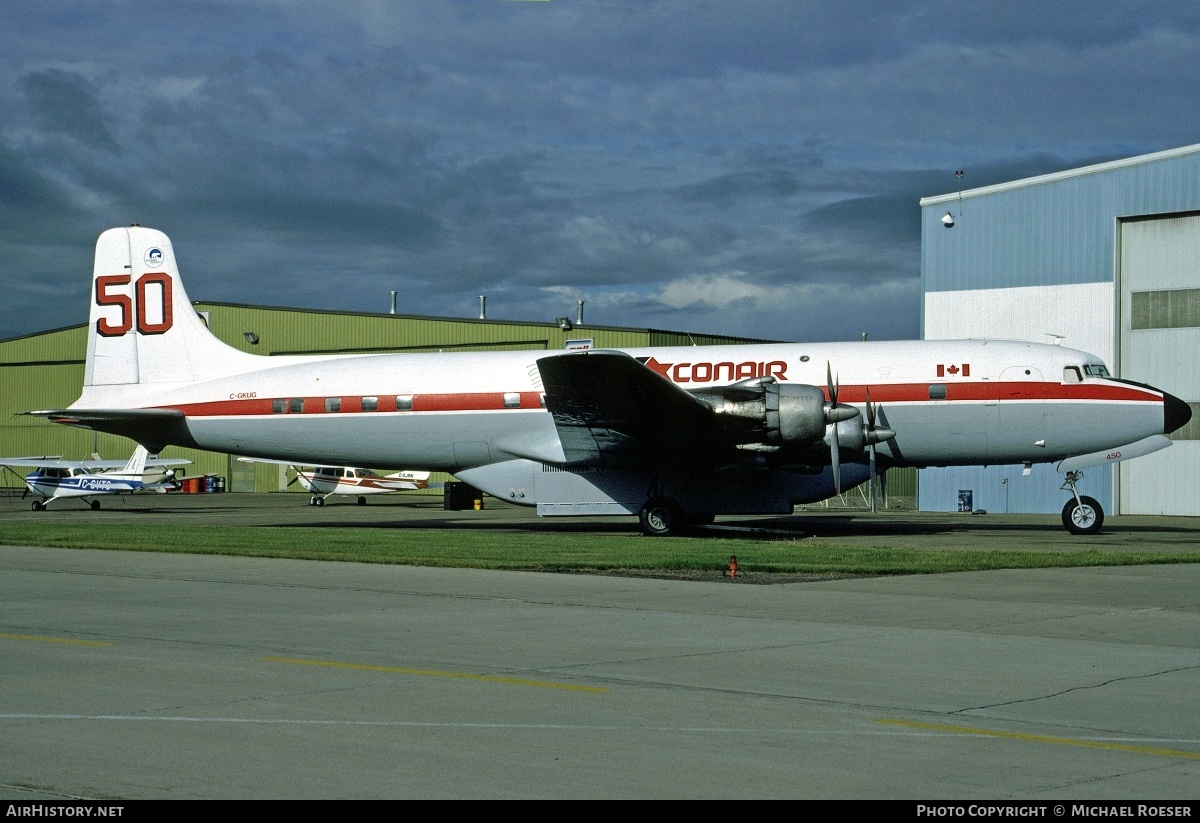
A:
[396,394,414,411]
[361,396,378,412]
[324,397,341,413]
[503,392,521,409]
[1063,367,1083,384]
[928,383,947,400]
[289,398,304,414]
[272,399,287,414]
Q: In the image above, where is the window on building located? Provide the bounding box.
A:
[1131,288,1200,330]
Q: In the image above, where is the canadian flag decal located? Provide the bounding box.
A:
[937,363,970,377]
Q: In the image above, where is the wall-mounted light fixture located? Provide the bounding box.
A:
[243,332,260,345]
[557,317,573,331]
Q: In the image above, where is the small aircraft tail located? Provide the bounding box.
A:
[83,226,261,390]
[118,445,150,479]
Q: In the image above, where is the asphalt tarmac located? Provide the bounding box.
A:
[2,493,1198,799]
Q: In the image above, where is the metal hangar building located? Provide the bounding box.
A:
[918,143,1200,517]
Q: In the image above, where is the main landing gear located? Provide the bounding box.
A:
[637,497,713,536]
[1060,470,1104,535]
[639,497,683,537]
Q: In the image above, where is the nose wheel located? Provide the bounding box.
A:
[1060,471,1104,535]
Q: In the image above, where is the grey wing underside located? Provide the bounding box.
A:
[536,351,719,466]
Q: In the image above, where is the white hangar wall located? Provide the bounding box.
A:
[918,144,1200,516]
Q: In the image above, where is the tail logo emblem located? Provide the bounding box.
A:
[145,247,164,267]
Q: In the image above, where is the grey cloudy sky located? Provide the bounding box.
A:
[3,1,1200,343]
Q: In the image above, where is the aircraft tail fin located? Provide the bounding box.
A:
[84,226,260,390]
[118,445,149,478]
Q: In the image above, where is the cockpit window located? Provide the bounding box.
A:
[1063,366,1083,384]
[1083,364,1111,378]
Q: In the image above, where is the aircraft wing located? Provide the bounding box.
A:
[0,454,189,471]
[237,457,345,471]
[238,458,427,478]
[0,456,67,468]
[536,350,719,466]
[24,408,190,453]
[83,457,191,470]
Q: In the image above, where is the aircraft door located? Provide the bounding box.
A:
[997,366,1046,462]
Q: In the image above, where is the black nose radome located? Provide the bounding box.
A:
[1164,391,1192,435]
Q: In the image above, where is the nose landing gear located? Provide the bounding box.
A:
[1060,470,1104,535]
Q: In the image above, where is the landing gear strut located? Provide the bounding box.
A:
[639,497,684,537]
[1060,470,1103,535]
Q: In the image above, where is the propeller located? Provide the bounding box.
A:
[824,362,861,495]
[862,387,897,512]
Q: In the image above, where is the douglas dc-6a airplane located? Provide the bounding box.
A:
[26,226,1191,535]
[0,445,189,510]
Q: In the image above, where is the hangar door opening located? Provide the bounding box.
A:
[1118,213,1200,515]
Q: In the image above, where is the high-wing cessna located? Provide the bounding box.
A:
[26,226,1192,535]
[1,445,190,510]
[236,458,431,506]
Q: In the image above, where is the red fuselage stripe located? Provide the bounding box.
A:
[155,382,1160,418]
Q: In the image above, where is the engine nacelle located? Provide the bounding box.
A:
[693,378,832,452]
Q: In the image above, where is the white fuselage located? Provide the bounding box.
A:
[73,339,1165,477]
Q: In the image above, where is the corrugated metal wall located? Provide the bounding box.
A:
[1118,214,1200,515]
[919,144,1200,515]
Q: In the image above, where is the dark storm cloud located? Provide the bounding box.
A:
[19,69,119,152]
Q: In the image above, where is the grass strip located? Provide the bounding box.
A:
[1,523,1198,576]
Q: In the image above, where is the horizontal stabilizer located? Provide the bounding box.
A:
[24,408,192,453]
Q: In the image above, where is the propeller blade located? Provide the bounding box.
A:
[868,442,877,513]
[830,424,842,495]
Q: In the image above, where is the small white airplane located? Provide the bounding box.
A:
[25,226,1193,535]
[237,458,431,505]
[1,445,190,510]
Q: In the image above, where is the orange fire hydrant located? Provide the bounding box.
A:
[726,555,738,579]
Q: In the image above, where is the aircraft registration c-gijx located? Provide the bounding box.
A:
[236,458,431,506]
[26,226,1192,535]
[0,445,189,510]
